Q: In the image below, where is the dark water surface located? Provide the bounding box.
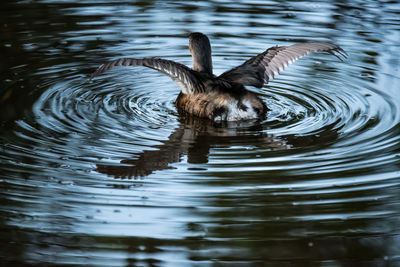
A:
[1,0,400,265]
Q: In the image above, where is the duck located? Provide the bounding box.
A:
[91,32,346,121]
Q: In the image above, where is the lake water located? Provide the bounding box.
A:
[1,0,400,265]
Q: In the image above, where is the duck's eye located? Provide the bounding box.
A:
[238,103,248,111]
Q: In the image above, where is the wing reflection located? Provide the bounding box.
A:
[96,116,340,178]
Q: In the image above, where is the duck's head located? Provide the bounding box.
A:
[189,32,213,75]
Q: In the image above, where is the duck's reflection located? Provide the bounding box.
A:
[96,116,340,178]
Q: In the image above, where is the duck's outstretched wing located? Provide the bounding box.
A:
[219,42,347,88]
[90,58,205,94]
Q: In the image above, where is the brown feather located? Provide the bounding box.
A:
[90,57,206,94]
[219,42,347,88]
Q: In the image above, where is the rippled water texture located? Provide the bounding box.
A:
[1,0,400,265]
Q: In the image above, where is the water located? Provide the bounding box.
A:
[1,0,400,265]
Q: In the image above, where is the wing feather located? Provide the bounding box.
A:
[219,42,347,88]
[90,57,205,94]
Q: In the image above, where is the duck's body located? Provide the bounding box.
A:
[176,89,266,121]
[91,32,346,121]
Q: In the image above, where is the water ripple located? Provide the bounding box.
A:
[1,0,400,265]
[10,49,399,183]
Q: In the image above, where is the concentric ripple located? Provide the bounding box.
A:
[11,54,397,185]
